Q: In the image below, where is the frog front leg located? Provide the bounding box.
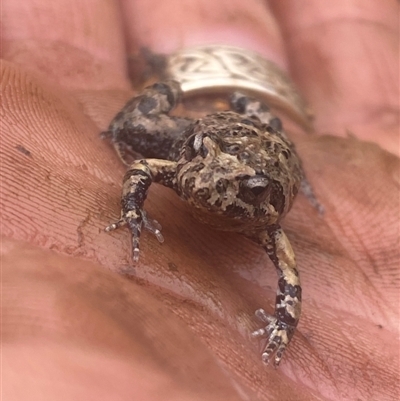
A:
[106,159,177,261]
[252,226,302,366]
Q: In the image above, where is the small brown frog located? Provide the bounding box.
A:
[102,81,321,366]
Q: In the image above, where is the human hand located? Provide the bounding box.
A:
[2,0,398,400]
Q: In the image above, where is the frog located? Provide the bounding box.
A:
[101,80,321,366]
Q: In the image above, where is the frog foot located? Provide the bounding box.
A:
[105,210,164,262]
[252,308,296,367]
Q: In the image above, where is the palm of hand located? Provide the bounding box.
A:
[2,1,398,400]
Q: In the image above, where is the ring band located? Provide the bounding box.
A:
[159,45,313,131]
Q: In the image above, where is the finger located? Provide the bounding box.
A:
[119,0,312,135]
[268,0,399,154]
[2,0,129,90]
[120,0,288,68]
[2,238,242,401]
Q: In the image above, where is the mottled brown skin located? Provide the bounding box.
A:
[102,81,320,366]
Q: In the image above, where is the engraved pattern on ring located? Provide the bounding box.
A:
[165,45,313,129]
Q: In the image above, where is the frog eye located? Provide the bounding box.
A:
[241,176,286,213]
[238,175,270,205]
[184,134,209,161]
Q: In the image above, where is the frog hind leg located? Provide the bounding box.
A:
[101,81,191,164]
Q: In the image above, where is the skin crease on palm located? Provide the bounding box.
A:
[1,0,399,400]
